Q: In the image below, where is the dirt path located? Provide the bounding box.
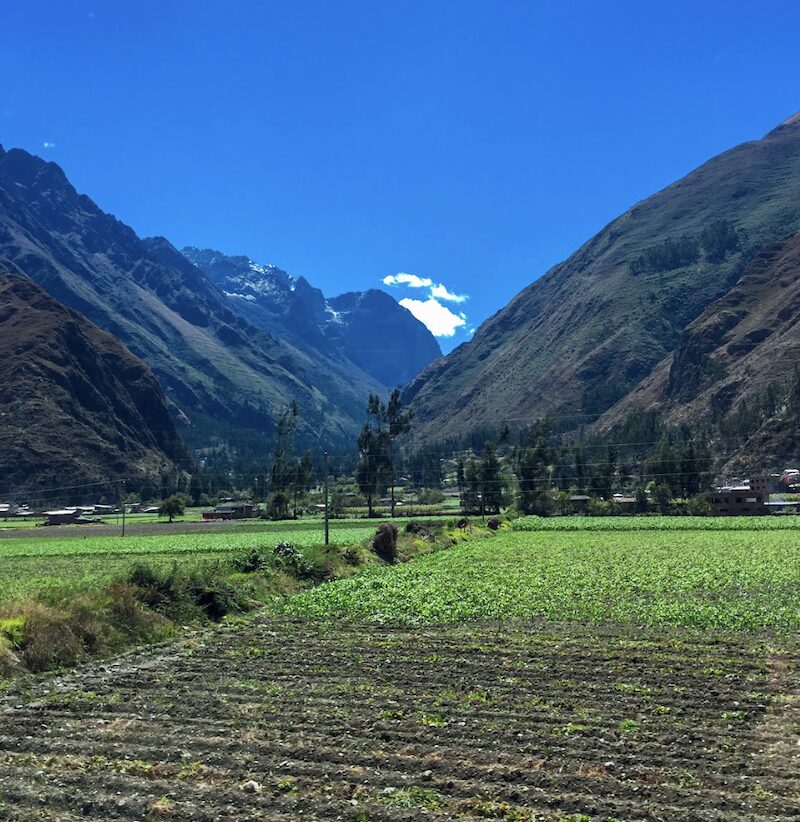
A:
[0,618,798,820]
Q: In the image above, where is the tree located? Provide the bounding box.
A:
[634,487,649,514]
[158,495,185,523]
[385,388,413,516]
[355,394,391,517]
[462,458,482,515]
[574,447,585,492]
[479,443,503,515]
[407,448,443,490]
[266,491,290,521]
[270,403,299,495]
[515,422,553,515]
[456,458,467,513]
[651,483,672,514]
[292,450,316,518]
[268,403,300,519]
[593,445,616,500]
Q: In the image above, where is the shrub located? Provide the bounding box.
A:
[405,521,435,541]
[127,563,246,622]
[416,488,445,504]
[128,563,181,608]
[686,495,711,516]
[372,523,398,564]
[18,602,84,673]
[231,548,269,573]
[186,575,242,621]
[273,541,312,578]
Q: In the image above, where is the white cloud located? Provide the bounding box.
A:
[383,270,471,338]
[383,272,432,289]
[399,297,467,338]
[42,141,56,149]
[430,283,467,303]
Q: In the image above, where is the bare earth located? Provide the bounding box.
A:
[0,617,798,821]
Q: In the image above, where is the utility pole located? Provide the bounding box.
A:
[121,479,126,537]
[323,451,330,546]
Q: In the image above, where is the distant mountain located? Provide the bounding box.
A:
[182,247,441,388]
[0,268,187,496]
[405,114,800,462]
[0,145,386,454]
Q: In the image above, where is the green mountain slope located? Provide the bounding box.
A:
[404,114,800,444]
[600,231,800,470]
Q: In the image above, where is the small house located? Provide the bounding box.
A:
[44,509,80,526]
[710,487,766,516]
[202,503,255,521]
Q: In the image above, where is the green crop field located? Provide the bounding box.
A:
[282,525,800,631]
[0,519,381,601]
[513,514,800,531]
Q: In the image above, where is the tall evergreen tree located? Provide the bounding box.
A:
[515,422,553,515]
[355,394,390,517]
[385,388,413,516]
[292,449,316,517]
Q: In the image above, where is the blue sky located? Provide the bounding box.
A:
[3,1,800,351]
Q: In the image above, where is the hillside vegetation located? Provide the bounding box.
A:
[405,114,800,465]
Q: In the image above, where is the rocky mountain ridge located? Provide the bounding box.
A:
[0,145,389,454]
[182,247,442,388]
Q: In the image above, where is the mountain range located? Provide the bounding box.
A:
[405,114,800,467]
[3,111,800,487]
[0,145,440,471]
[182,247,440,389]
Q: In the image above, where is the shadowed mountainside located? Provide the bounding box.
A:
[0,268,188,494]
[0,146,385,453]
[600,231,800,470]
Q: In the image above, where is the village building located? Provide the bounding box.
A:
[749,474,783,496]
[710,487,766,516]
[202,503,255,521]
[43,509,81,526]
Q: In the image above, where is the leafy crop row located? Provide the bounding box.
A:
[512,515,800,531]
[282,529,800,631]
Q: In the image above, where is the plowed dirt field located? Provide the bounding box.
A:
[1,617,798,821]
